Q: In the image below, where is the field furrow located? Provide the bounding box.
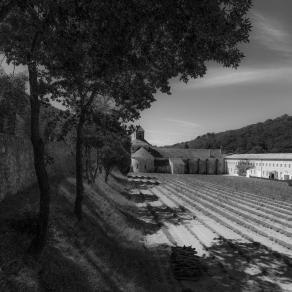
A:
[155,183,292,256]
[166,179,292,234]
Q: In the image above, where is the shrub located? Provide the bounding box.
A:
[236,160,253,176]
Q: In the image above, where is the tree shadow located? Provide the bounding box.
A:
[55,190,176,292]
[0,180,97,292]
[169,233,292,292]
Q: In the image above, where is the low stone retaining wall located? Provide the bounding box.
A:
[0,133,35,201]
[0,133,75,202]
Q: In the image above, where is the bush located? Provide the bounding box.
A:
[236,160,253,176]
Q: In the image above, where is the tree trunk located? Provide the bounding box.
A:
[28,61,50,255]
[105,168,110,183]
[74,109,85,220]
[85,145,91,184]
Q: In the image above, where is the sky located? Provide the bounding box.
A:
[2,1,292,146]
[139,0,292,146]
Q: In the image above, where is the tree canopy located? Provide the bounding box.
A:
[0,0,252,252]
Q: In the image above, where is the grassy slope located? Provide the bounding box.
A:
[193,175,292,201]
[0,175,170,292]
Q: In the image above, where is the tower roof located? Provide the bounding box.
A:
[136,125,144,132]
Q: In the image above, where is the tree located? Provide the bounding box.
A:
[101,137,131,183]
[236,160,253,176]
[0,0,252,243]
[48,0,252,220]
[0,2,59,254]
[0,73,28,133]
[0,0,88,253]
[83,110,131,183]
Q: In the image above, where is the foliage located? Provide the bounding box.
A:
[0,0,76,254]
[48,0,252,121]
[84,112,131,183]
[236,160,253,176]
[0,73,27,114]
[173,115,292,153]
[101,137,131,182]
[0,0,252,242]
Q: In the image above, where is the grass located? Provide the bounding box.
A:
[0,175,173,292]
[192,175,292,201]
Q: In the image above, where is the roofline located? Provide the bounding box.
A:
[225,157,292,161]
[153,147,221,150]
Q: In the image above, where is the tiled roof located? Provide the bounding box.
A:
[152,148,222,159]
[132,147,154,159]
[225,153,292,160]
[131,138,150,147]
[169,157,185,165]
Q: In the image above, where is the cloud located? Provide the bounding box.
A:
[180,66,292,89]
[162,118,201,128]
[251,11,292,57]
[147,129,183,136]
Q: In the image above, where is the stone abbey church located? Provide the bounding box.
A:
[131,126,225,174]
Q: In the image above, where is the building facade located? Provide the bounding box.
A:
[225,153,292,180]
[131,126,224,174]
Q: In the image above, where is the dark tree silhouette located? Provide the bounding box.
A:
[0,0,252,249]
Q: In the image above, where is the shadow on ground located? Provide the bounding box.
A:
[0,178,176,292]
[125,179,292,292]
[144,197,292,292]
[175,238,292,292]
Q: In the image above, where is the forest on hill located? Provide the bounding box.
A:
[171,115,292,154]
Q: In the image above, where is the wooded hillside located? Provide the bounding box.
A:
[172,115,292,154]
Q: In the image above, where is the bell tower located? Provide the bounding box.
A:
[135,125,145,140]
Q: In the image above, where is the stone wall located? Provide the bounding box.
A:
[0,134,75,202]
[186,158,225,175]
[0,133,36,201]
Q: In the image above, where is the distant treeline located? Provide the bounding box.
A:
[171,115,292,154]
